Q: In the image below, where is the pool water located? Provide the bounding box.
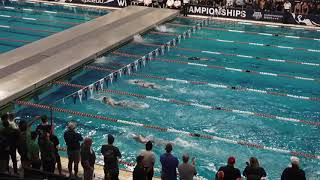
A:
[15,17,319,179]
[0,0,107,53]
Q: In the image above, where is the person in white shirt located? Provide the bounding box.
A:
[140,141,156,180]
[283,0,292,12]
[178,154,197,180]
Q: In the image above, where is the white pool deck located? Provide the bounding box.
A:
[0,6,178,108]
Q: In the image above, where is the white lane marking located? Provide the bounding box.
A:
[4,6,15,9]
[285,35,300,39]
[246,88,267,94]
[249,42,264,46]
[22,17,36,21]
[267,58,286,62]
[188,62,208,67]
[287,94,310,100]
[277,46,294,49]
[166,78,188,83]
[259,72,278,76]
[0,15,11,18]
[307,49,320,52]
[190,103,212,109]
[202,50,221,55]
[146,96,170,102]
[237,54,253,58]
[22,8,33,11]
[44,10,57,14]
[300,62,319,66]
[0,25,10,28]
[228,29,244,33]
[225,67,243,72]
[207,83,228,89]
[258,33,273,36]
[294,76,315,81]
[216,39,234,43]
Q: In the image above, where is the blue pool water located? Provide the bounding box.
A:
[14,15,319,180]
[0,0,107,53]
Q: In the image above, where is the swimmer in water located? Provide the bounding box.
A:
[131,80,159,90]
[176,54,208,61]
[102,97,125,108]
[132,134,172,146]
[102,96,149,109]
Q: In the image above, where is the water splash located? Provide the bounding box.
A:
[133,34,146,43]
[93,56,112,64]
[155,25,175,33]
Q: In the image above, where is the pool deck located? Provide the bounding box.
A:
[0,6,178,108]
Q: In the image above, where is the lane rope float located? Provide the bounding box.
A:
[84,65,320,102]
[54,81,320,127]
[167,22,320,42]
[16,100,320,160]
[112,51,320,83]
[150,31,320,54]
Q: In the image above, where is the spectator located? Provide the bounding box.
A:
[140,141,156,180]
[215,156,241,180]
[64,121,83,178]
[243,157,267,180]
[50,131,63,175]
[281,156,306,180]
[0,121,10,173]
[8,113,18,129]
[36,115,52,143]
[0,116,20,174]
[27,131,41,170]
[283,0,292,12]
[301,1,309,15]
[294,1,302,14]
[101,134,122,180]
[40,132,56,173]
[182,0,190,16]
[160,143,179,180]
[178,153,197,180]
[81,137,96,180]
[133,155,147,180]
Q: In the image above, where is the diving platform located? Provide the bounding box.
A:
[0,6,179,108]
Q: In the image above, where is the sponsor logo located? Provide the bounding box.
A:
[189,6,246,18]
[252,11,262,20]
[68,0,127,6]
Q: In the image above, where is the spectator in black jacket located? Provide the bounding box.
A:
[215,156,241,180]
[243,157,267,180]
[133,155,147,180]
[281,156,306,180]
[101,134,121,180]
[64,121,83,178]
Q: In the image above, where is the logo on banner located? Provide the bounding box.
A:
[68,0,127,6]
[188,5,246,18]
[252,11,262,20]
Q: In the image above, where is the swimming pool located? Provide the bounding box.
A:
[15,17,319,179]
[0,0,107,53]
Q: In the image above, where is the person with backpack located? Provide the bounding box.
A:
[101,134,121,180]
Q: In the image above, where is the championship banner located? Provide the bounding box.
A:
[65,0,128,7]
[188,5,320,27]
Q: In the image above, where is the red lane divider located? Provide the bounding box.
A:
[84,65,320,102]
[149,31,320,54]
[53,81,320,127]
[15,100,320,160]
[167,22,319,41]
[112,51,320,83]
